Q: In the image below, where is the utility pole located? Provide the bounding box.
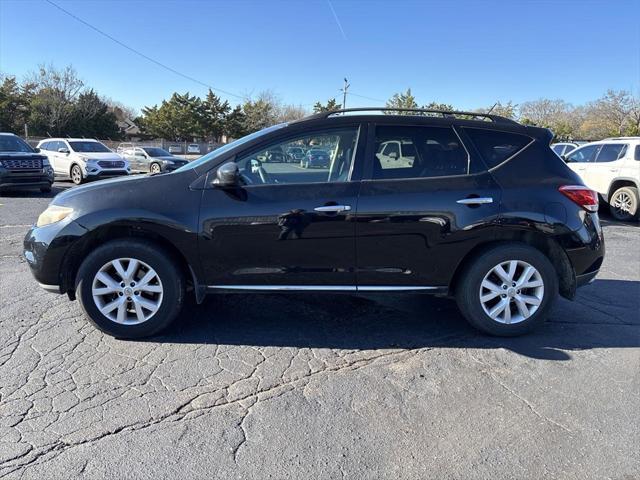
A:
[341,78,350,110]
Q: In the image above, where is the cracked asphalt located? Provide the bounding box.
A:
[1,182,639,479]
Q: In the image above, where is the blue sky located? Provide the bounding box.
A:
[1,0,638,114]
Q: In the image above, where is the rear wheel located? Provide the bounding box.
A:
[76,239,185,339]
[609,186,639,221]
[456,244,558,336]
[70,164,84,185]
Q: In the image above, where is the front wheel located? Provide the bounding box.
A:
[70,164,84,185]
[456,244,558,336]
[75,239,185,338]
[150,163,162,174]
[609,186,639,221]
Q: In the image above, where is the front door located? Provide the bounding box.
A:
[198,125,365,288]
[355,123,501,289]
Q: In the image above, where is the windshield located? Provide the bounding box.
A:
[173,123,287,172]
[69,141,111,153]
[0,136,34,153]
[143,147,172,157]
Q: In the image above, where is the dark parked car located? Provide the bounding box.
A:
[24,108,604,339]
[286,146,306,163]
[301,148,330,168]
[121,147,188,173]
[264,146,286,163]
[0,133,54,194]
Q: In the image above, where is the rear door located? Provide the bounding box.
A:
[198,124,365,288]
[355,122,502,289]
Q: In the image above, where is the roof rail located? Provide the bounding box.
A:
[310,107,519,125]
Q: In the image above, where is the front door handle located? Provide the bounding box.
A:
[314,205,352,213]
[456,197,493,205]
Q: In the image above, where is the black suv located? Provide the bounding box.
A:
[0,133,54,194]
[24,109,604,339]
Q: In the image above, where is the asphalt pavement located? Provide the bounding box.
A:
[0,181,638,479]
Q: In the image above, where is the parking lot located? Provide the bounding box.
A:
[0,181,638,478]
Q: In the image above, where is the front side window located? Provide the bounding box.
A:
[595,144,627,162]
[68,141,111,153]
[372,126,468,180]
[463,128,532,168]
[566,145,599,163]
[233,127,359,185]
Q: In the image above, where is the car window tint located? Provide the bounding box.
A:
[595,144,626,162]
[635,145,640,161]
[372,126,469,180]
[234,127,359,185]
[552,145,564,155]
[566,144,599,163]
[463,128,532,168]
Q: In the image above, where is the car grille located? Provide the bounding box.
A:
[98,160,125,168]
[1,158,43,170]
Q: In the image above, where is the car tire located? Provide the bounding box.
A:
[70,164,84,185]
[150,163,162,174]
[75,239,185,339]
[609,186,639,221]
[455,243,558,336]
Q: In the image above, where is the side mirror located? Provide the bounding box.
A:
[33,147,41,153]
[58,147,69,154]
[214,162,240,187]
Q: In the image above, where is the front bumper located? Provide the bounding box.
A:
[0,167,54,189]
[83,163,129,179]
[23,218,88,293]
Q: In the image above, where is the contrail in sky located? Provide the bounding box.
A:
[327,0,347,40]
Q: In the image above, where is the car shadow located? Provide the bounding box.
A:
[150,279,640,361]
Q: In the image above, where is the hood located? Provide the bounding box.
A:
[76,152,123,161]
[50,168,198,210]
[0,152,47,161]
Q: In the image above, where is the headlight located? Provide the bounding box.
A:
[36,205,74,227]
[163,160,175,165]
[42,158,51,166]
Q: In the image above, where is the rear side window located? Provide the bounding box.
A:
[566,144,599,163]
[595,144,626,162]
[463,128,532,168]
[635,145,640,161]
[372,126,469,180]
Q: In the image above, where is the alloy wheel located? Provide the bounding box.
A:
[479,260,544,324]
[71,165,82,184]
[91,258,163,325]
[150,163,161,174]
[611,191,634,220]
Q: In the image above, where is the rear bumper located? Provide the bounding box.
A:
[564,211,605,291]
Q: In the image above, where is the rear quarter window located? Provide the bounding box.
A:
[463,128,532,169]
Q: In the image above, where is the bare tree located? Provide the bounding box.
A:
[26,64,85,135]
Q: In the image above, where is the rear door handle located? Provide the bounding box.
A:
[456,197,493,205]
[314,205,352,213]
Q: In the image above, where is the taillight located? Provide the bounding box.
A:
[559,185,599,212]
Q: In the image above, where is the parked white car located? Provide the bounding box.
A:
[37,138,130,185]
[187,143,201,154]
[564,137,640,221]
